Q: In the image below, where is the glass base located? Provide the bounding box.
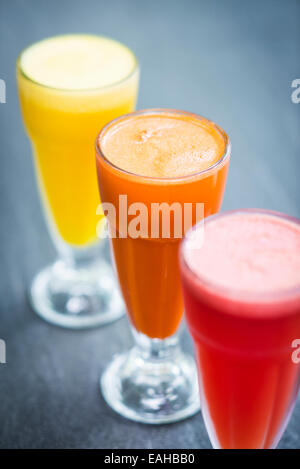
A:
[100,334,200,424]
[30,257,124,329]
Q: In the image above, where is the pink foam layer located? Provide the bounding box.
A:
[185,213,300,293]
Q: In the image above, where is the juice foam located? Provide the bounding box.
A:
[185,212,300,294]
[20,35,136,90]
[101,112,226,178]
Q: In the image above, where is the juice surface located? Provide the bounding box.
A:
[97,110,229,338]
[17,35,138,246]
[181,211,300,448]
[185,212,300,294]
[20,35,136,90]
[101,112,226,177]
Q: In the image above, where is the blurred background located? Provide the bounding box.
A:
[0,0,299,448]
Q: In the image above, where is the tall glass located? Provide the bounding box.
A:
[96,109,230,423]
[180,210,300,448]
[17,35,139,328]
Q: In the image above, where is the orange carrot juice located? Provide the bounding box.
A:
[17,35,138,246]
[96,109,230,339]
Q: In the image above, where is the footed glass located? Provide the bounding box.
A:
[180,210,300,448]
[30,238,124,328]
[101,327,199,424]
[17,35,139,328]
[96,109,230,422]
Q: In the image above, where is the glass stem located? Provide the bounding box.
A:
[131,327,180,362]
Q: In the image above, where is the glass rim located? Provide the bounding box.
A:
[180,208,300,305]
[16,33,139,93]
[95,108,231,183]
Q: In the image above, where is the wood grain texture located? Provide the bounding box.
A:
[0,0,299,449]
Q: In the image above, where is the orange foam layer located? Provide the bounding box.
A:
[101,112,226,178]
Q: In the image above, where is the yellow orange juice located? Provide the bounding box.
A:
[17,35,139,246]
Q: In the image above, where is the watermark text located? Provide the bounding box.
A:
[292,339,300,364]
[0,79,6,103]
[96,195,204,242]
[0,339,6,364]
[291,79,300,103]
